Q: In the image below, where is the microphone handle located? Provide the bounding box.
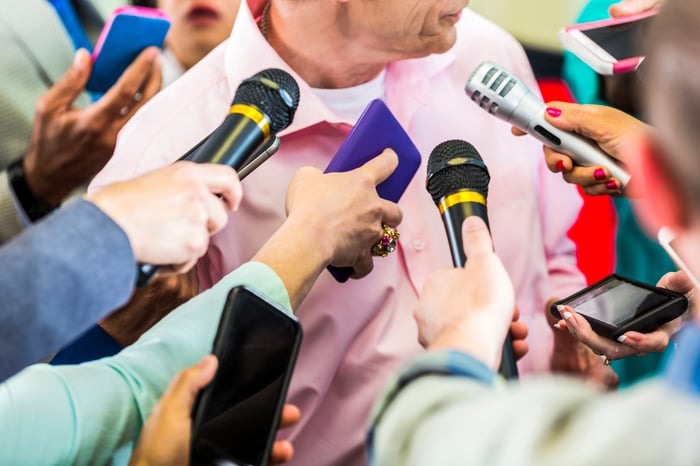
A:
[135,113,269,287]
[442,202,519,380]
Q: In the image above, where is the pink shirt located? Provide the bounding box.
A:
[92,3,585,465]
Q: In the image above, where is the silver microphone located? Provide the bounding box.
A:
[465,61,631,188]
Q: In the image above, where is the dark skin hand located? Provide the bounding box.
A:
[23,47,162,207]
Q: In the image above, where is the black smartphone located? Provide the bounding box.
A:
[550,274,687,340]
[191,286,303,466]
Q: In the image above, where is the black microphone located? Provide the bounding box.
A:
[426,139,519,380]
[136,68,300,287]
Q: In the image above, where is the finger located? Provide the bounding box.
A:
[510,321,528,341]
[562,165,610,186]
[542,102,595,133]
[657,270,695,295]
[460,216,493,260]
[120,52,163,120]
[159,355,218,413]
[609,0,659,17]
[581,179,622,196]
[379,199,403,228]
[350,252,374,280]
[511,126,527,137]
[35,49,92,114]
[355,149,399,185]
[278,404,301,429]
[512,306,521,322]
[185,162,243,211]
[88,47,159,124]
[200,189,230,235]
[618,329,672,353]
[543,146,574,174]
[512,340,529,361]
[269,440,294,465]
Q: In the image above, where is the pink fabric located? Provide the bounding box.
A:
[91,3,586,465]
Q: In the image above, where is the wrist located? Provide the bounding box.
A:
[7,158,56,221]
[428,319,505,371]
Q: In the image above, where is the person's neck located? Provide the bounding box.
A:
[264,2,387,89]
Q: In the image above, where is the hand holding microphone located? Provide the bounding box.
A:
[137,68,300,286]
[519,102,649,196]
[425,140,520,379]
[465,61,631,193]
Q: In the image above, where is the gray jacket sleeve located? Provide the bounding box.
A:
[371,356,700,466]
[0,198,135,381]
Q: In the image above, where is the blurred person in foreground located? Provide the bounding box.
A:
[370,1,700,464]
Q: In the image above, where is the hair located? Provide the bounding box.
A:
[644,0,700,215]
[130,0,157,8]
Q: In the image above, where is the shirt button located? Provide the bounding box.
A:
[412,239,426,251]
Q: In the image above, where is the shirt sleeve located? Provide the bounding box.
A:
[0,261,291,466]
[0,198,135,382]
[369,351,700,466]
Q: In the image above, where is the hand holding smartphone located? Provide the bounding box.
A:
[559,10,657,75]
[323,99,422,282]
[550,274,687,340]
[190,286,302,466]
[86,6,170,94]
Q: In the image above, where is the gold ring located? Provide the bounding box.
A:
[371,224,400,257]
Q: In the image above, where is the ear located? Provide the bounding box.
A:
[626,132,690,235]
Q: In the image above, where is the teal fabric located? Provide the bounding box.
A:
[562,0,677,386]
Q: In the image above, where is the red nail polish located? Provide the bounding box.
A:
[606,181,618,190]
[546,107,562,117]
[555,160,565,172]
[594,168,606,181]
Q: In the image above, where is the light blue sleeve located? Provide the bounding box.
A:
[0,261,291,466]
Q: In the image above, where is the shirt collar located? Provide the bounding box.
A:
[224,0,458,135]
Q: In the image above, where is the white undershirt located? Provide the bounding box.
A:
[311,69,387,121]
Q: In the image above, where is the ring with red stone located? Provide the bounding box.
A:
[371,224,400,257]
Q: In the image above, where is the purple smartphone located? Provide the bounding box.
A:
[324,99,422,282]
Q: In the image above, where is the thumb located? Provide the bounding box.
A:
[355,149,399,186]
[461,216,493,260]
[159,355,218,414]
[39,49,92,112]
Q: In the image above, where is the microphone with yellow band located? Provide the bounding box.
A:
[189,68,300,169]
[427,140,491,268]
[136,68,299,287]
[426,139,519,380]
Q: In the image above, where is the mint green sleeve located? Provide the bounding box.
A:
[0,261,291,466]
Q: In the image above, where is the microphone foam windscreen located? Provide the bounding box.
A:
[426,139,490,204]
[233,68,301,133]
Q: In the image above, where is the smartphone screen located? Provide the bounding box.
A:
[580,16,653,60]
[191,286,302,466]
[567,276,670,325]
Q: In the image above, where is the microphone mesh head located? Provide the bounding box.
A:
[232,68,301,133]
[426,140,490,205]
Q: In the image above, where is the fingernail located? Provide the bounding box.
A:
[546,107,562,117]
[555,160,565,172]
[133,91,143,103]
[563,311,573,320]
[146,47,159,60]
[594,168,607,181]
[553,323,561,329]
[617,335,627,343]
[606,181,618,190]
[556,304,565,313]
